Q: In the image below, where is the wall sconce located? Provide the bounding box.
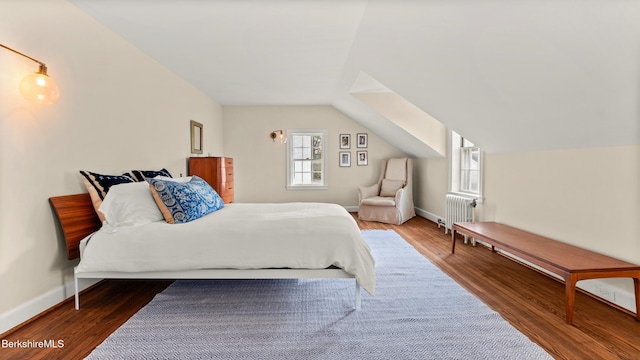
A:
[1,43,59,104]
[269,130,287,144]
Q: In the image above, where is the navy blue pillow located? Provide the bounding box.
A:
[79,171,135,200]
[131,168,172,182]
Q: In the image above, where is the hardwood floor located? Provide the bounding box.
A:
[2,215,639,359]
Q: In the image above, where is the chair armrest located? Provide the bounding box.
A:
[395,187,414,214]
[394,187,405,203]
[358,184,379,202]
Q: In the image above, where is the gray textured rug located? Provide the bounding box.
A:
[86,230,551,359]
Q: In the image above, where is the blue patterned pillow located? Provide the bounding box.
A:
[131,168,172,182]
[146,176,224,224]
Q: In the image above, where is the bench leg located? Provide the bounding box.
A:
[74,270,80,310]
[451,228,457,254]
[634,277,639,322]
[565,274,578,325]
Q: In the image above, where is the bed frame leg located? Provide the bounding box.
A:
[355,281,361,310]
[74,269,80,310]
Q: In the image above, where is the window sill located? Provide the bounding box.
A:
[286,185,328,190]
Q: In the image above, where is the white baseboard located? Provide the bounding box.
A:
[576,280,637,313]
[414,207,443,225]
[0,278,101,335]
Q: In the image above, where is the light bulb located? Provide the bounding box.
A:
[19,72,59,104]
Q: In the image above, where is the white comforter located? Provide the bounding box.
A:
[77,203,375,295]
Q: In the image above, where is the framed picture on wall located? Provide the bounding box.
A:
[340,134,351,149]
[339,151,351,167]
[356,133,368,148]
[190,120,203,154]
[357,150,368,166]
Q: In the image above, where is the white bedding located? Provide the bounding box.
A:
[77,202,375,295]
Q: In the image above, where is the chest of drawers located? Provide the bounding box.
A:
[188,157,234,203]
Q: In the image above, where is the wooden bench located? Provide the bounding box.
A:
[451,222,640,325]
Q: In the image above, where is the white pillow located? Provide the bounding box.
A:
[154,175,193,183]
[380,179,404,197]
[98,182,163,227]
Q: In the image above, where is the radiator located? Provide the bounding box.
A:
[444,194,476,239]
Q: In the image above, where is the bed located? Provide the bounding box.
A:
[49,180,376,311]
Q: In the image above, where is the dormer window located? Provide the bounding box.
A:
[460,137,480,194]
[450,131,483,199]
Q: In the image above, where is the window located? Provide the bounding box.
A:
[287,130,327,189]
[460,138,480,193]
[450,131,482,199]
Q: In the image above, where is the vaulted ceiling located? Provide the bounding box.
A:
[70,0,639,156]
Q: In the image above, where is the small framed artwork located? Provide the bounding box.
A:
[190,120,203,154]
[339,151,351,167]
[340,134,351,149]
[356,133,368,148]
[357,150,368,166]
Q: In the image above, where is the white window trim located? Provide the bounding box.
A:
[286,129,328,190]
[460,146,480,194]
[449,131,484,203]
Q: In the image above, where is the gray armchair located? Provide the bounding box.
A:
[358,158,416,225]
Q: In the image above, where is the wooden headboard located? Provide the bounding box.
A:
[49,193,102,260]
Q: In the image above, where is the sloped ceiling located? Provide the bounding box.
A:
[70,0,640,156]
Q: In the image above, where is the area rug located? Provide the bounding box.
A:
[86,230,551,359]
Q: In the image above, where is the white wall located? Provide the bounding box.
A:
[417,144,640,311]
[413,157,448,220]
[0,0,223,333]
[222,106,405,206]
